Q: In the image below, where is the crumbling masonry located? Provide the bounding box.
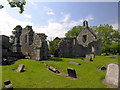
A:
[55,20,101,57]
[12,25,49,60]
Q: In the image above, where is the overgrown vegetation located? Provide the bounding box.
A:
[1,56,118,88]
[49,37,61,55]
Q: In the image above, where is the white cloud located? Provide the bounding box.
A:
[61,14,70,23]
[47,12,55,15]
[32,14,84,38]
[86,15,94,21]
[43,6,55,15]
[24,14,32,18]
[0,8,33,36]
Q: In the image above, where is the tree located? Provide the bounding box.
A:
[7,0,26,14]
[0,0,26,13]
[110,42,120,54]
[65,26,83,38]
[93,24,119,54]
[10,25,22,44]
[49,37,61,55]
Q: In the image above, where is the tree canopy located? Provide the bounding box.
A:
[7,0,26,14]
[65,26,83,38]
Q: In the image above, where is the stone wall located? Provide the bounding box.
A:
[0,35,10,58]
[55,20,101,58]
[55,38,87,57]
[20,26,49,60]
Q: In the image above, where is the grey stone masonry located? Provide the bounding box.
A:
[55,20,101,58]
[20,26,49,60]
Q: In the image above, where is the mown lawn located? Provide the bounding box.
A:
[1,55,118,88]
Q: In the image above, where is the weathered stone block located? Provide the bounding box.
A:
[101,66,106,70]
[109,55,116,59]
[90,54,95,58]
[17,64,25,72]
[67,68,77,78]
[48,66,60,73]
[85,55,92,61]
[105,63,119,87]
[4,80,11,85]
[69,62,81,65]
[4,80,13,89]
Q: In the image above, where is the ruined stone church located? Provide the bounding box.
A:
[12,25,49,60]
[1,20,101,61]
[55,20,101,57]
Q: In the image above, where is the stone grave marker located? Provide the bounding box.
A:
[101,66,106,70]
[85,55,92,61]
[16,64,25,72]
[105,63,119,87]
[109,55,116,59]
[48,66,60,73]
[4,80,13,89]
[69,62,81,65]
[67,68,77,78]
[90,54,95,58]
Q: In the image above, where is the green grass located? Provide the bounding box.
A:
[1,56,118,88]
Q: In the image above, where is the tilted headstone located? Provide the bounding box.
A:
[69,62,81,65]
[48,66,60,73]
[4,80,13,89]
[67,68,77,78]
[105,63,119,87]
[4,80,11,85]
[17,64,25,72]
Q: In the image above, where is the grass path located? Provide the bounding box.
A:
[1,56,118,88]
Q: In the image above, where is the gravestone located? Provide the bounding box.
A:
[67,68,77,78]
[109,55,116,59]
[90,54,95,58]
[69,62,81,65]
[105,63,119,87]
[101,66,106,70]
[48,66,60,73]
[17,64,25,72]
[4,80,13,89]
[85,55,92,61]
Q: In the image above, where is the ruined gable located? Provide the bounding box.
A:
[77,20,99,47]
[20,25,49,60]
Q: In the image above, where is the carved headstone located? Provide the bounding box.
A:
[105,63,119,87]
[67,68,77,78]
[69,62,81,65]
[17,64,25,72]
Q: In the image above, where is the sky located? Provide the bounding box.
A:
[0,0,119,40]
